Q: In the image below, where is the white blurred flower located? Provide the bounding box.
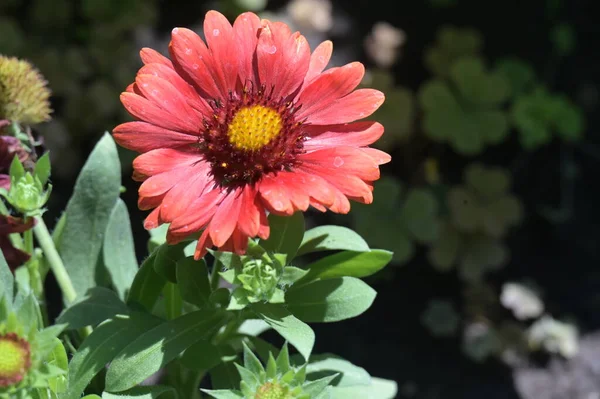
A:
[364,21,406,68]
[500,282,544,320]
[287,0,333,33]
[528,315,579,358]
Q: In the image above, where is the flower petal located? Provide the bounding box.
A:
[233,12,262,84]
[209,189,243,246]
[133,148,201,177]
[204,10,239,95]
[299,146,380,181]
[296,62,365,119]
[140,48,173,67]
[258,177,294,215]
[236,185,262,238]
[305,89,385,125]
[169,27,223,100]
[135,74,205,129]
[360,147,391,165]
[304,40,332,84]
[303,121,384,150]
[138,63,212,116]
[113,122,199,153]
[121,92,198,134]
[159,162,213,222]
[256,21,311,99]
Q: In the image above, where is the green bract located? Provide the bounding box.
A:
[511,86,585,149]
[349,177,439,265]
[203,344,336,399]
[0,255,67,398]
[419,56,511,155]
[424,26,483,77]
[0,155,51,216]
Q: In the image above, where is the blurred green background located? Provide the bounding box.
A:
[2,0,599,397]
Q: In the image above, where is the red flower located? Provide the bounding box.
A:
[0,215,33,271]
[114,11,390,259]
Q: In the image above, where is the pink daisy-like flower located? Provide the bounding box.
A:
[113,10,390,259]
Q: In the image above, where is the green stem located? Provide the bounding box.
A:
[210,258,221,291]
[33,216,77,304]
[24,228,43,295]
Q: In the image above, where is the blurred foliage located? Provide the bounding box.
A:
[424,26,483,78]
[511,86,585,149]
[0,0,160,177]
[419,57,511,155]
[428,163,521,281]
[421,298,460,337]
[347,177,440,265]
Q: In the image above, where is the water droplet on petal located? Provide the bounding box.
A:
[185,48,192,55]
[333,156,344,167]
[192,63,199,70]
[213,29,220,36]
[266,45,277,54]
[274,200,283,210]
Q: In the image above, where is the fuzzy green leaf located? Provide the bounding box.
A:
[286,277,376,323]
[103,199,138,300]
[0,250,14,306]
[154,241,189,283]
[176,256,211,308]
[105,309,229,392]
[127,251,166,312]
[101,385,178,398]
[34,152,51,185]
[252,303,315,360]
[59,133,121,296]
[56,287,129,330]
[260,212,305,262]
[63,313,162,399]
[299,250,392,284]
[330,377,398,399]
[297,226,370,256]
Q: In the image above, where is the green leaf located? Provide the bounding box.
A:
[279,266,309,286]
[176,257,211,308]
[237,319,271,337]
[9,154,25,181]
[82,396,103,399]
[101,385,178,398]
[305,354,371,387]
[303,374,338,396]
[330,377,398,399]
[209,362,241,390]
[286,277,377,323]
[56,287,129,330]
[163,282,182,320]
[127,251,166,312]
[47,338,68,393]
[252,303,314,360]
[201,389,244,399]
[0,250,14,306]
[260,212,304,261]
[297,225,370,256]
[299,250,392,284]
[59,133,121,296]
[103,199,139,300]
[154,242,189,283]
[64,313,162,399]
[148,224,169,253]
[180,340,236,371]
[34,152,51,185]
[105,309,229,392]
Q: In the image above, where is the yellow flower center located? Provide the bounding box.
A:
[255,381,292,399]
[227,105,282,151]
[0,334,30,386]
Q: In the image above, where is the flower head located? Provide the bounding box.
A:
[0,56,52,124]
[114,11,389,259]
[0,332,31,387]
